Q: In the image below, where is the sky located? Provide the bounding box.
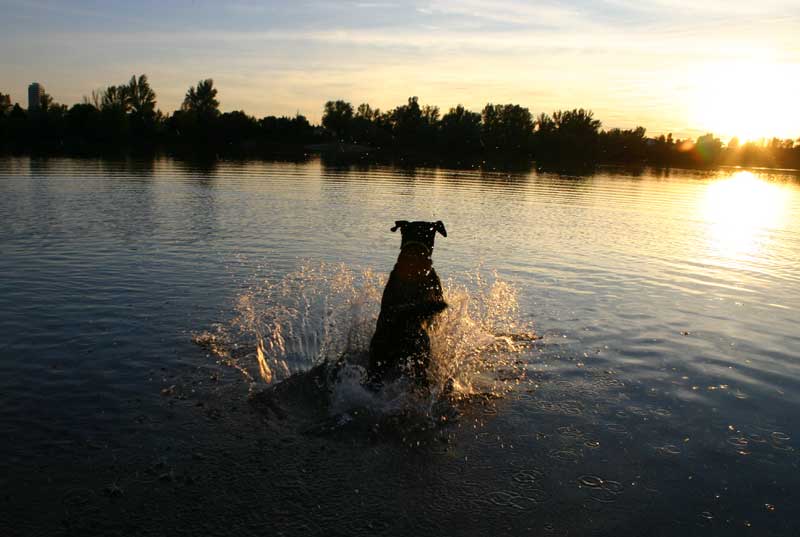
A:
[2,0,799,141]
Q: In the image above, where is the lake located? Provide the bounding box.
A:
[1,157,799,536]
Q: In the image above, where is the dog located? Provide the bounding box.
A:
[368,220,448,386]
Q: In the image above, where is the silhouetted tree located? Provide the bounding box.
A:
[37,92,55,113]
[555,108,601,162]
[322,100,354,142]
[355,103,377,121]
[422,104,440,123]
[127,75,156,117]
[694,133,723,165]
[83,89,103,109]
[391,96,425,147]
[218,110,259,148]
[0,93,11,115]
[599,126,647,163]
[182,79,220,118]
[259,114,315,145]
[0,93,10,145]
[127,75,157,139]
[2,104,27,149]
[9,104,26,119]
[647,132,677,164]
[440,105,482,154]
[166,79,222,149]
[65,103,102,149]
[350,103,388,146]
[382,96,441,148]
[534,108,601,164]
[0,94,10,147]
[27,93,67,148]
[482,103,534,154]
[99,85,130,142]
[533,113,556,157]
[421,104,440,146]
[535,113,555,133]
[102,85,128,112]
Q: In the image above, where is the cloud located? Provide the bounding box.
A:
[1,0,798,138]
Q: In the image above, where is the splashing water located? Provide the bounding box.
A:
[194,262,536,416]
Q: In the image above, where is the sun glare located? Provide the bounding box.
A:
[690,60,800,142]
[700,171,789,264]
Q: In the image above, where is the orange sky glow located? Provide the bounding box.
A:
[2,0,799,142]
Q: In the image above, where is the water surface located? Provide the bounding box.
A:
[1,157,799,536]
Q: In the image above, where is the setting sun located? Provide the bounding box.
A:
[691,59,800,142]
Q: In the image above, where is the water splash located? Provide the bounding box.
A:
[195,262,536,415]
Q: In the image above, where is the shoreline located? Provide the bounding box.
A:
[2,148,798,175]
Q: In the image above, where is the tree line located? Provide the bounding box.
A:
[0,76,318,157]
[1,76,798,169]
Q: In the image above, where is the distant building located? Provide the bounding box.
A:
[28,82,45,112]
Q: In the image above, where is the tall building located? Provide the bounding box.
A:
[28,82,44,112]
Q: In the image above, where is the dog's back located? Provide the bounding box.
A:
[368,221,447,385]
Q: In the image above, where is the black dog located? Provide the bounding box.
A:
[368,220,448,385]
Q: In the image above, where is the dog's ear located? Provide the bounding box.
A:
[391,220,409,232]
[434,220,447,237]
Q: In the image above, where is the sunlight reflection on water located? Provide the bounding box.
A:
[700,171,793,269]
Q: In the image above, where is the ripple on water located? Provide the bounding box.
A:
[548,449,582,464]
[654,444,681,456]
[577,475,625,503]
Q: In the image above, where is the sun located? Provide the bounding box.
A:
[690,59,800,142]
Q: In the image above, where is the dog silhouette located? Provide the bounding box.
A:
[368,220,448,385]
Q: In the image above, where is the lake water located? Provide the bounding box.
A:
[1,157,799,536]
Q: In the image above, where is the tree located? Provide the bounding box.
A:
[98,85,130,141]
[0,94,10,148]
[259,113,315,144]
[218,110,259,147]
[0,93,11,115]
[351,103,389,146]
[3,104,27,148]
[533,113,556,157]
[391,96,424,146]
[39,92,54,113]
[422,104,440,124]
[127,75,156,121]
[66,103,102,146]
[355,103,377,121]
[439,105,482,153]
[481,103,534,153]
[83,89,103,109]
[535,113,555,134]
[102,85,129,112]
[182,79,219,117]
[694,133,723,165]
[322,100,354,141]
[535,108,601,164]
[598,126,647,163]
[125,74,158,140]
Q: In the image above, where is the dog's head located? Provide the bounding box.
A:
[391,220,447,256]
